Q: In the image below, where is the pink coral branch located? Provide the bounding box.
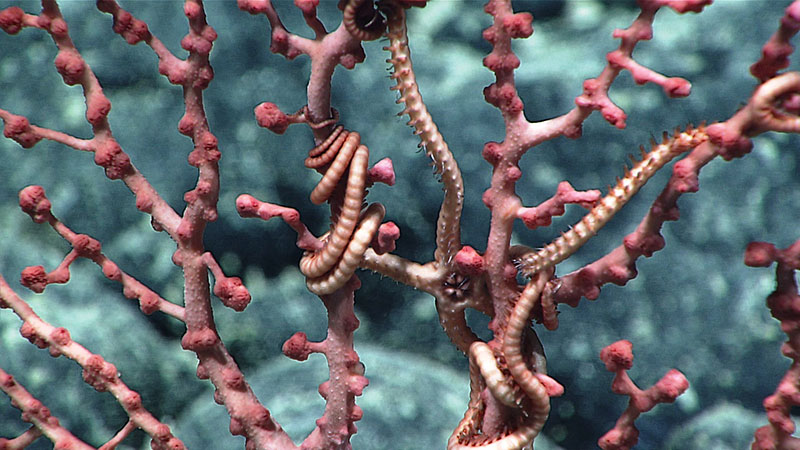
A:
[98,420,137,450]
[0,275,185,449]
[0,367,93,450]
[746,238,800,449]
[236,193,322,252]
[598,340,689,450]
[517,181,601,230]
[16,185,185,320]
[1,1,799,449]
[238,0,371,134]
[0,425,42,450]
[751,1,800,82]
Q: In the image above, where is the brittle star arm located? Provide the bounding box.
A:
[515,126,709,277]
[361,249,441,292]
[384,3,464,266]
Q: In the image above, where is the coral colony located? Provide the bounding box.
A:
[1,0,800,449]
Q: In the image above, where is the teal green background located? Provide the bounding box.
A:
[0,1,798,449]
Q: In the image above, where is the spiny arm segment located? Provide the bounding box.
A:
[516,125,708,277]
[384,3,464,266]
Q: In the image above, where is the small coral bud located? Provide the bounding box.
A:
[196,363,209,380]
[178,114,196,136]
[482,141,503,165]
[100,361,117,382]
[196,62,213,88]
[623,231,665,257]
[317,381,331,400]
[222,368,246,390]
[139,292,160,315]
[666,0,712,13]
[483,52,520,72]
[372,222,400,254]
[164,437,185,450]
[19,185,51,223]
[342,312,360,334]
[344,350,361,369]
[252,405,274,430]
[671,159,699,193]
[230,417,245,436]
[214,277,251,312]
[0,6,25,34]
[122,391,142,411]
[706,123,753,160]
[24,398,43,416]
[662,77,691,98]
[200,130,219,151]
[172,249,184,266]
[21,265,48,293]
[159,59,188,85]
[202,27,217,44]
[744,241,778,267]
[3,114,41,148]
[184,1,202,19]
[183,189,198,203]
[152,424,172,442]
[502,12,533,39]
[506,165,522,182]
[536,373,565,397]
[135,191,155,213]
[180,328,219,351]
[519,208,549,228]
[235,194,260,217]
[48,17,68,37]
[766,290,800,324]
[196,180,211,195]
[50,327,71,346]
[82,354,108,391]
[93,139,132,180]
[600,340,634,372]
[102,260,122,281]
[348,375,369,396]
[455,246,484,276]
[271,28,291,56]
[86,95,111,125]
[254,102,290,134]
[282,331,313,361]
[237,0,271,15]
[599,427,638,450]
[0,372,15,387]
[54,50,85,86]
[73,234,102,259]
[112,10,149,45]
[19,321,38,343]
[176,220,194,241]
[350,404,364,421]
[294,0,319,15]
[653,369,689,403]
[368,158,395,186]
[482,26,497,44]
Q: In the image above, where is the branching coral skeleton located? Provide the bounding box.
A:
[1,0,799,449]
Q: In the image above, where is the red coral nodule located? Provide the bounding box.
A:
[255,102,290,134]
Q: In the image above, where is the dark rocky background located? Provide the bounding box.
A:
[1,1,798,449]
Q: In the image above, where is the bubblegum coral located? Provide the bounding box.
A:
[0,1,799,449]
